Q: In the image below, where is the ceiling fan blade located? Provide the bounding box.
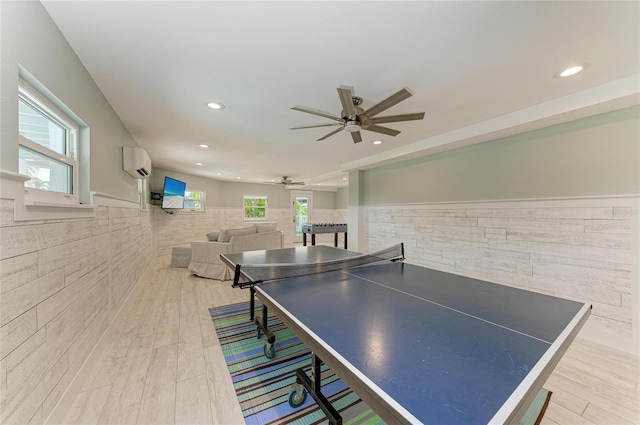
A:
[337,87,357,119]
[351,131,362,143]
[288,182,305,185]
[290,123,343,130]
[317,127,343,141]
[363,88,412,118]
[365,124,401,137]
[371,112,425,124]
[291,106,342,122]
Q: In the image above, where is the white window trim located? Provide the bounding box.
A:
[1,170,95,222]
[18,80,80,205]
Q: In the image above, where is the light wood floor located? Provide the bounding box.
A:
[47,257,639,425]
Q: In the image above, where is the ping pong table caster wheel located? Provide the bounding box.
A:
[288,387,307,408]
[263,343,276,359]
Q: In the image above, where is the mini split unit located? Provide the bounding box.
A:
[122,146,151,178]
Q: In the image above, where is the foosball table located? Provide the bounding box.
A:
[301,223,348,249]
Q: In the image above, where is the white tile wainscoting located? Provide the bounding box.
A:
[364,197,639,354]
[0,195,153,424]
[152,207,348,256]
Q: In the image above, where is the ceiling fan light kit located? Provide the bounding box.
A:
[291,86,425,143]
[344,121,361,132]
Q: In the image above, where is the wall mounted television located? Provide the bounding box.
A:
[161,176,187,209]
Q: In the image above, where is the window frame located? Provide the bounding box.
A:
[18,80,80,205]
[243,195,268,220]
[138,179,149,210]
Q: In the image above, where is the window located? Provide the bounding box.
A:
[138,179,148,209]
[294,196,309,236]
[184,190,205,211]
[18,81,79,203]
[244,196,267,219]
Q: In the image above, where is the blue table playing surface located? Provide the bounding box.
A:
[221,245,590,425]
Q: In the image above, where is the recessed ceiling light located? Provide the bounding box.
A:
[206,102,225,110]
[216,173,222,176]
[342,177,347,180]
[559,65,584,77]
[195,162,203,166]
[199,144,209,148]
[373,140,383,145]
[236,176,241,179]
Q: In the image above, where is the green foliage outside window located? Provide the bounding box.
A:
[294,197,308,235]
[244,196,267,218]
[185,190,204,210]
[295,200,307,217]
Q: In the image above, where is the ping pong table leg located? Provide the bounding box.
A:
[291,353,342,425]
[262,305,268,334]
[254,304,277,358]
[249,287,255,321]
[312,354,322,396]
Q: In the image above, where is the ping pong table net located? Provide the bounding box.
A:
[232,243,405,288]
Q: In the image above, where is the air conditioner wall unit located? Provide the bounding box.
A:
[122,146,151,179]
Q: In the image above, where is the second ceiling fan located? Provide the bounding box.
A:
[264,176,305,186]
[291,87,425,143]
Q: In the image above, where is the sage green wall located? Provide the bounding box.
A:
[150,167,224,203]
[0,1,141,201]
[152,167,338,208]
[336,187,349,209]
[219,182,291,208]
[313,191,337,209]
[363,106,640,205]
[349,170,365,206]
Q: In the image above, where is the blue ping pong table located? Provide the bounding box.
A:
[221,245,591,425]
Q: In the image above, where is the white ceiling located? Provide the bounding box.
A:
[42,1,640,190]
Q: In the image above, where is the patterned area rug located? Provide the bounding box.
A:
[210,301,552,425]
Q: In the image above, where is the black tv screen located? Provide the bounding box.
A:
[161,176,187,208]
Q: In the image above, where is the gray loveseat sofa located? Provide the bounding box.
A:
[188,223,283,280]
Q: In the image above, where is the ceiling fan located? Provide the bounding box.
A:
[290,87,425,143]
[264,176,305,186]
